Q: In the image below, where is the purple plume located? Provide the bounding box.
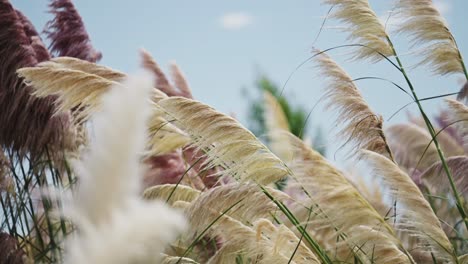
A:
[420,156,468,197]
[458,82,468,103]
[434,110,464,145]
[0,232,26,264]
[0,0,71,156]
[45,0,102,62]
[15,9,51,62]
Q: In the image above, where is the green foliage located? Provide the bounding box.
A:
[243,74,326,155]
[244,75,307,138]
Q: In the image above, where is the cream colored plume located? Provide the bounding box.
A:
[285,133,411,263]
[264,90,290,132]
[206,215,285,264]
[263,90,295,162]
[446,99,468,150]
[459,254,468,263]
[44,56,126,81]
[207,216,319,264]
[254,219,319,263]
[344,169,389,217]
[18,58,186,154]
[18,59,167,119]
[161,255,199,264]
[315,50,394,160]
[143,184,201,205]
[363,150,457,263]
[184,183,281,239]
[156,97,291,185]
[396,0,466,75]
[146,114,191,155]
[62,73,186,264]
[323,0,393,61]
[17,62,120,123]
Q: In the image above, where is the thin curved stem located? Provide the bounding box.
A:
[386,35,468,234]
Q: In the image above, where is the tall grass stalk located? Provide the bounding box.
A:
[385,36,468,232]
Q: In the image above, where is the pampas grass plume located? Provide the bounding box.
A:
[62,72,186,263]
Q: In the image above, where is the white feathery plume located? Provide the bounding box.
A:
[68,73,150,223]
[62,73,186,264]
[64,201,186,264]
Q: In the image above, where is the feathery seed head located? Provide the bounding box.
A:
[314,50,393,159]
[45,0,102,62]
[323,0,394,61]
[396,0,465,75]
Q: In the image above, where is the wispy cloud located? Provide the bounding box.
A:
[219,12,253,30]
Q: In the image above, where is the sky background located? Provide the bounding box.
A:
[11,0,468,161]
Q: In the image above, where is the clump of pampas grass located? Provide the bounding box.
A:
[0,0,72,156]
[60,73,186,264]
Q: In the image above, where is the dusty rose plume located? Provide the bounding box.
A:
[458,81,468,103]
[0,0,71,156]
[139,50,219,188]
[0,232,26,264]
[45,0,102,62]
[140,49,176,96]
[15,9,50,62]
[420,156,468,197]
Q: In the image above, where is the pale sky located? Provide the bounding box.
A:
[12,0,468,161]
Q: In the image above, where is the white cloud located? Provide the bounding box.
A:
[220,12,253,30]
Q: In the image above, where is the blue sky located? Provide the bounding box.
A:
[12,0,468,160]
